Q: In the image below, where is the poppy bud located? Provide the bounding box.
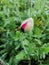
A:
[21,18,34,32]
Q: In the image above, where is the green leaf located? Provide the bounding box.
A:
[15,50,25,60]
[34,27,42,37]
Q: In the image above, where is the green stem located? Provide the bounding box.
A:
[28,60,31,65]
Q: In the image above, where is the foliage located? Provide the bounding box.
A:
[0,0,49,65]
